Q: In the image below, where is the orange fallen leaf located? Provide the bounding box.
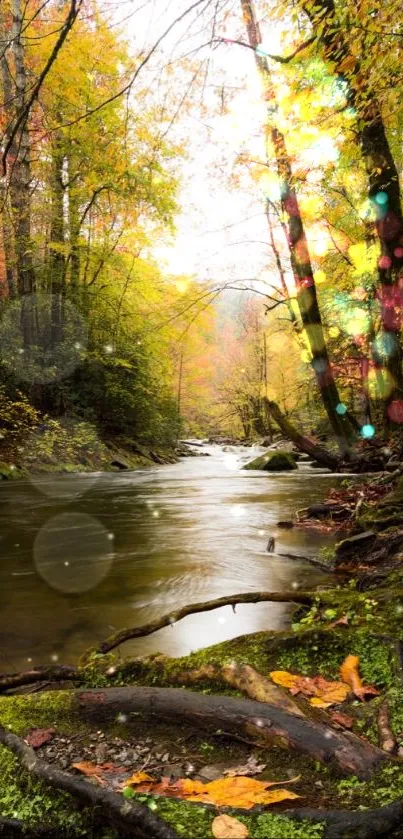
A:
[329,615,349,629]
[187,776,301,809]
[124,774,300,810]
[212,814,249,838]
[125,771,155,786]
[270,671,350,707]
[339,655,379,701]
[72,761,125,786]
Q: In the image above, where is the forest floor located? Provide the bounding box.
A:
[1,459,403,838]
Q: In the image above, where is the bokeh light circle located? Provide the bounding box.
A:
[34,513,114,593]
[387,400,403,424]
[0,293,88,384]
[336,403,347,415]
[361,424,375,439]
[366,368,395,400]
[374,192,388,206]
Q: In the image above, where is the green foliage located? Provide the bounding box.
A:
[0,385,40,456]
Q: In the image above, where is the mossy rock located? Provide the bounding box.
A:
[243,450,297,471]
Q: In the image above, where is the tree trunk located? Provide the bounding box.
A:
[74,685,387,779]
[0,9,17,298]
[49,131,66,346]
[264,398,342,469]
[303,0,403,402]
[9,0,36,343]
[240,0,355,456]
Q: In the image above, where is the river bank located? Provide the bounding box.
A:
[1,456,403,838]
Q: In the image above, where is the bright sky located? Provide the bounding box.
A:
[106,0,281,284]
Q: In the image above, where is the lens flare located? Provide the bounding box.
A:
[361,424,375,439]
[366,368,395,400]
[336,403,347,415]
[387,400,403,423]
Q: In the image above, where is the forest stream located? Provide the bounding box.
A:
[0,444,343,671]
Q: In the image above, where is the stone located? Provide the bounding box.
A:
[336,531,376,556]
[243,450,297,472]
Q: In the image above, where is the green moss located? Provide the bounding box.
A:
[0,691,77,736]
[133,794,325,839]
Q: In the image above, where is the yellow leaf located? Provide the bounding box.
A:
[269,671,298,689]
[125,771,155,787]
[187,776,301,809]
[309,698,333,708]
[212,814,249,839]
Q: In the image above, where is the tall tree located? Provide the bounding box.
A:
[238,0,355,454]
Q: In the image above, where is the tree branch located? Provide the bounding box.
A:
[2,0,83,176]
[212,34,315,63]
[95,589,321,654]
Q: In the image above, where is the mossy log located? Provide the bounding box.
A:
[73,685,387,778]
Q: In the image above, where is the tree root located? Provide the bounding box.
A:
[0,665,80,694]
[94,590,320,655]
[73,685,387,778]
[0,725,179,839]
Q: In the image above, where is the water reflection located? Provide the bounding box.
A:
[0,445,342,670]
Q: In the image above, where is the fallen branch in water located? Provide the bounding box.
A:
[94,590,320,654]
[0,725,179,839]
[74,685,387,778]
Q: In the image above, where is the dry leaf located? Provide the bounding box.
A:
[330,711,354,729]
[187,776,301,809]
[340,655,379,701]
[270,671,349,707]
[72,761,125,786]
[127,774,300,810]
[25,728,56,749]
[212,814,249,838]
[329,615,349,629]
[125,771,155,786]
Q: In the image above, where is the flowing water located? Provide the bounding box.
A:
[0,444,343,672]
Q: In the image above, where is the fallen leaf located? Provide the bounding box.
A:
[25,728,56,749]
[270,671,350,706]
[212,814,249,838]
[125,771,155,786]
[72,761,125,786]
[329,615,349,629]
[340,655,379,700]
[330,711,354,729]
[187,776,301,809]
[126,774,301,810]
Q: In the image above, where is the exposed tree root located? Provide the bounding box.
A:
[164,661,305,716]
[0,725,179,839]
[94,590,320,655]
[73,685,387,778]
[0,818,83,838]
[285,801,403,839]
[0,665,80,694]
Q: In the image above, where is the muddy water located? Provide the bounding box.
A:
[0,445,343,671]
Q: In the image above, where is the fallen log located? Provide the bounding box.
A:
[0,725,178,839]
[94,590,318,655]
[73,685,387,778]
[263,399,342,470]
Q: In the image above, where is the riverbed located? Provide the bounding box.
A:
[0,444,343,671]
